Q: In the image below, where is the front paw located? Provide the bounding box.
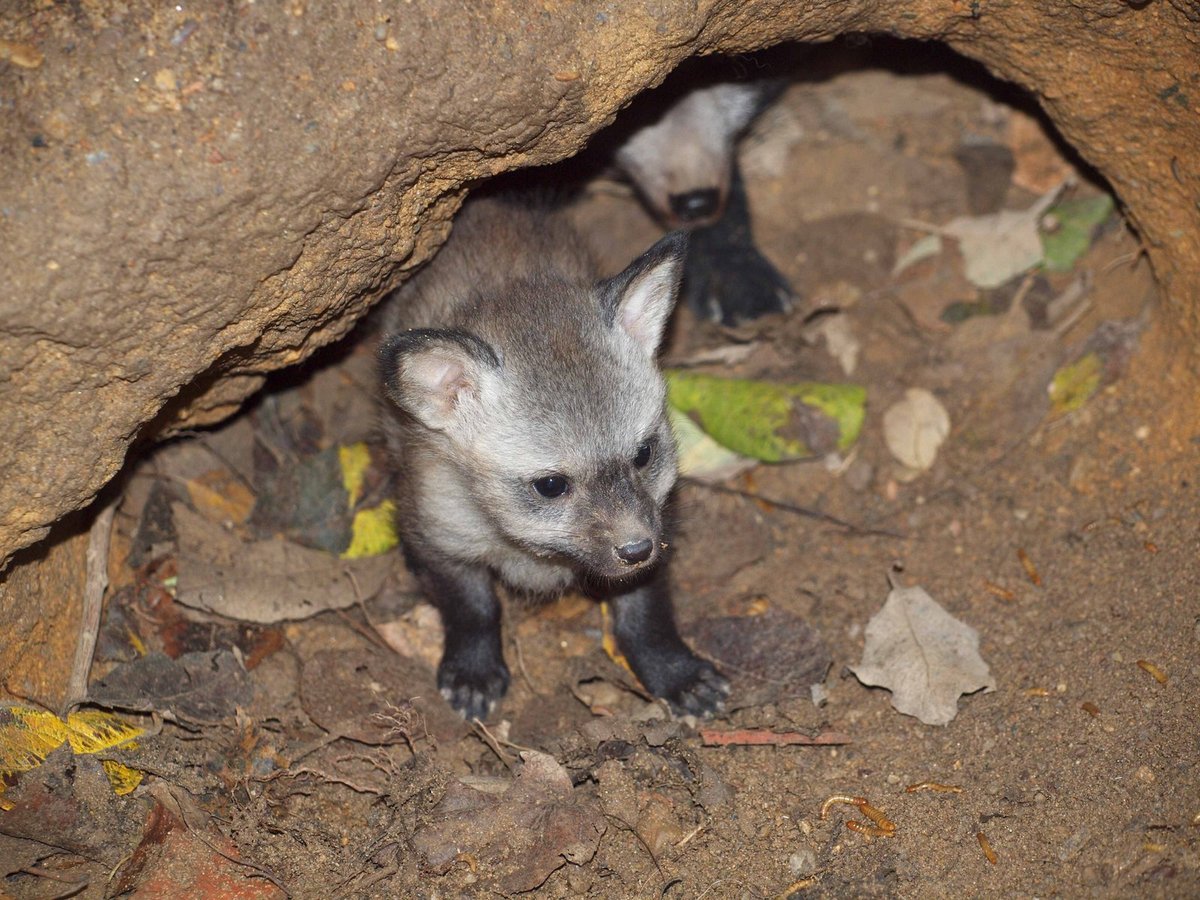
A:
[639,653,730,718]
[437,650,510,721]
[683,232,794,325]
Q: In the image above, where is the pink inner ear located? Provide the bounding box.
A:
[621,265,674,354]
[411,353,471,410]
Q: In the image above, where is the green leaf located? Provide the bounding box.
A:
[665,371,865,461]
[668,407,752,480]
[1041,194,1114,272]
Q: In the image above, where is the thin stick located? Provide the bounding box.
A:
[689,481,904,539]
[65,496,118,711]
[471,719,516,768]
[332,865,400,899]
[699,728,852,747]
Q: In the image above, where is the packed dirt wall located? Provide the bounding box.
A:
[1,0,1197,589]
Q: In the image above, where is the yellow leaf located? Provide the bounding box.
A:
[63,710,144,754]
[186,469,255,524]
[127,626,147,657]
[1,708,67,777]
[102,759,145,795]
[339,443,373,509]
[341,501,399,559]
[0,707,144,782]
[599,603,634,675]
[1048,352,1102,417]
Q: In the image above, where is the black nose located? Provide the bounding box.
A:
[669,188,720,224]
[615,539,654,565]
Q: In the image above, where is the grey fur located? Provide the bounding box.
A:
[380,197,684,596]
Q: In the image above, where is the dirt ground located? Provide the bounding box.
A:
[4,42,1198,899]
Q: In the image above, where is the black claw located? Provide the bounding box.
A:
[657,659,729,718]
[437,656,510,720]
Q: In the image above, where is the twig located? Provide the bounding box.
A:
[695,878,732,900]
[276,766,386,796]
[332,865,400,900]
[687,481,904,539]
[699,728,852,747]
[674,821,706,850]
[65,495,119,711]
[510,626,544,697]
[604,812,664,877]
[18,867,87,886]
[286,732,343,765]
[470,719,516,768]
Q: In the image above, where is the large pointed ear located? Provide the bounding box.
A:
[599,231,687,357]
[379,328,501,432]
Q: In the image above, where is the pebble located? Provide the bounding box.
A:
[789,847,818,877]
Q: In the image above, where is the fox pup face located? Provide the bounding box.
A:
[615,82,762,229]
[382,232,686,583]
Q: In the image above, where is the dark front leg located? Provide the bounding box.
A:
[608,568,729,716]
[682,157,795,325]
[406,546,510,720]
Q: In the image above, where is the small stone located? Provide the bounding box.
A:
[0,39,44,68]
[845,458,873,492]
[154,68,177,93]
[789,847,818,877]
[566,868,591,895]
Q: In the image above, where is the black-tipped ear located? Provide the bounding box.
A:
[599,231,687,357]
[379,328,501,432]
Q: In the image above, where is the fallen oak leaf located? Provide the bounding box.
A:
[850,583,995,726]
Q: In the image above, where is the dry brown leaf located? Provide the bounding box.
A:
[413,751,605,893]
[185,469,256,525]
[850,584,995,725]
[173,503,390,623]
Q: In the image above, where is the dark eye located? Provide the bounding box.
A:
[533,474,570,498]
[633,439,654,469]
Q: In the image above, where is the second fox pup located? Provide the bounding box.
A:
[379,196,728,720]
